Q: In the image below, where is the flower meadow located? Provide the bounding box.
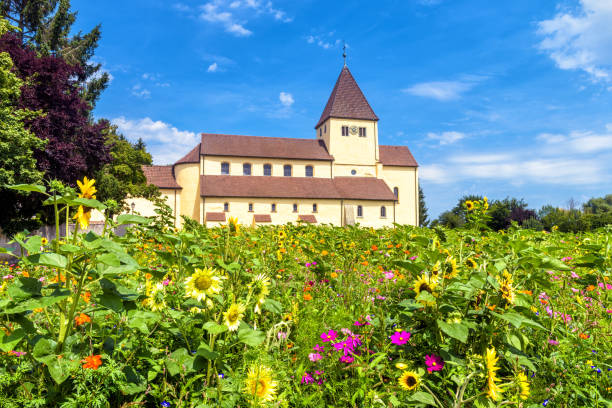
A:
[0,183,611,407]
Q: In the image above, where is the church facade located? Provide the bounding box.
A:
[141,66,419,228]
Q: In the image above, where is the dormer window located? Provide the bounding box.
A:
[359,127,367,137]
[221,162,230,175]
[341,126,349,136]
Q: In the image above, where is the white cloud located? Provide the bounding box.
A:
[538,129,612,153]
[173,3,191,12]
[426,131,466,145]
[112,117,199,164]
[403,80,475,101]
[207,62,219,72]
[131,84,151,99]
[537,0,612,81]
[197,0,290,37]
[279,91,294,107]
[306,34,341,50]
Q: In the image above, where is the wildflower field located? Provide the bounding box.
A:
[0,183,611,408]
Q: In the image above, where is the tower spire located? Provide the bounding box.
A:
[342,42,347,67]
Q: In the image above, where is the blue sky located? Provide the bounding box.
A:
[72,0,612,218]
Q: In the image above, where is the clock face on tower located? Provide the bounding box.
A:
[349,126,358,135]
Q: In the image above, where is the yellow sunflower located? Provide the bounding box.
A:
[517,372,530,400]
[142,282,166,311]
[228,217,240,235]
[73,204,91,230]
[443,257,458,279]
[223,303,246,331]
[77,176,97,199]
[466,258,477,269]
[244,364,277,403]
[398,371,420,391]
[431,261,441,280]
[485,347,504,401]
[465,200,475,211]
[414,274,438,305]
[497,271,515,305]
[250,274,271,314]
[184,268,223,302]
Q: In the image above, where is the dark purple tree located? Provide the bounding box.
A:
[0,32,111,184]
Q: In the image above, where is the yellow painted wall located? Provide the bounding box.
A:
[175,162,200,226]
[203,197,341,226]
[381,166,418,226]
[319,118,379,166]
[202,156,332,178]
[333,164,377,177]
[343,200,396,228]
[90,189,181,226]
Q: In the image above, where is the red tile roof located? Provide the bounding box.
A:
[175,143,201,165]
[206,212,226,222]
[253,214,272,223]
[142,165,181,189]
[200,133,333,161]
[200,175,396,201]
[379,145,418,167]
[315,67,379,129]
[298,215,317,223]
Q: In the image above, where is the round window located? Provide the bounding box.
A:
[351,170,357,175]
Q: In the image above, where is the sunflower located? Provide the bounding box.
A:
[223,303,246,331]
[251,274,271,314]
[497,271,515,305]
[443,257,458,279]
[228,217,240,235]
[398,371,420,391]
[466,258,477,269]
[485,347,504,401]
[184,268,223,302]
[431,261,441,280]
[517,372,530,400]
[142,282,166,311]
[244,364,277,403]
[77,176,97,199]
[413,274,438,305]
[73,204,92,230]
[465,200,475,211]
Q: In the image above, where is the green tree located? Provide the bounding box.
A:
[95,124,158,213]
[583,194,612,214]
[1,0,109,105]
[0,18,46,234]
[418,185,429,227]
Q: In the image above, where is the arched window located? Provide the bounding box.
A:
[248,203,254,212]
[380,206,387,218]
[393,187,399,201]
[312,203,318,213]
[305,165,313,177]
[357,205,363,217]
[221,162,230,175]
[292,203,298,213]
[283,164,292,177]
[263,163,272,176]
[223,202,229,212]
[243,163,252,176]
[271,203,277,212]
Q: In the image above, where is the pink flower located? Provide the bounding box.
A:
[3,275,14,280]
[162,279,171,286]
[571,271,580,279]
[384,271,395,279]
[277,332,287,340]
[308,353,322,362]
[410,256,418,260]
[9,351,26,357]
[425,354,444,373]
[548,339,559,345]
[340,355,354,363]
[320,330,337,342]
[301,372,315,384]
[313,344,324,352]
[390,331,411,345]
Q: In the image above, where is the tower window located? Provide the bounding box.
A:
[264,163,272,176]
[305,165,313,177]
[357,205,363,217]
[224,202,229,212]
[243,163,252,176]
[248,203,254,212]
[293,203,298,213]
[342,126,349,136]
[351,169,357,175]
[380,206,387,218]
[284,164,292,177]
[221,162,230,175]
[393,187,399,201]
[359,127,367,137]
[312,203,318,213]
[324,124,326,133]
[271,203,277,213]
[319,128,322,137]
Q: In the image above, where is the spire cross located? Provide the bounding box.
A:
[342,42,347,67]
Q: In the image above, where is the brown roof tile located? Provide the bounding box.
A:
[200,175,396,201]
[142,165,181,189]
[175,143,201,165]
[253,214,272,223]
[379,145,418,167]
[206,212,226,222]
[298,215,317,223]
[315,67,379,129]
[200,133,333,161]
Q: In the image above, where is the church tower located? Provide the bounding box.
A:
[315,66,380,175]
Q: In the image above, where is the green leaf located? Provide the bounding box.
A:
[203,321,228,335]
[22,236,43,255]
[166,348,195,376]
[119,366,147,394]
[32,337,77,384]
[96,293,124,313]
[59,244,81,253]
[409,391,437,406]
[416,291,436,304]
[6,184,46,194]
[7,277,42,301]
[437,320,468,343]
[26,253,68,269]
[491,311,524,328]
[116,214,152,225]
[237,328,265,347]
[0,328,25,352]
[69,197,107,210]
[196,342,219,360]
[262,299,283,314]
[540,257,571,271]
[3,290,69,314]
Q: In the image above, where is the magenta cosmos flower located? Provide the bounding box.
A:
[390,331,411,345]
[320,330,337,342]
[425,354,444,373]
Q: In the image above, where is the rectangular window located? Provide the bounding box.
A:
[292,203,298,213]
[312,203,318,213]
[243,163,252,176]
[221,162,229,175]
[264,164,272,176]
[248,203,254,212]
[342,126,349,136]
[283,165,292,177]
[271,203,277,212]
[359,127,367,137]
[305,165,313,177]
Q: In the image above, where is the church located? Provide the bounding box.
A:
[140,65,419,228]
